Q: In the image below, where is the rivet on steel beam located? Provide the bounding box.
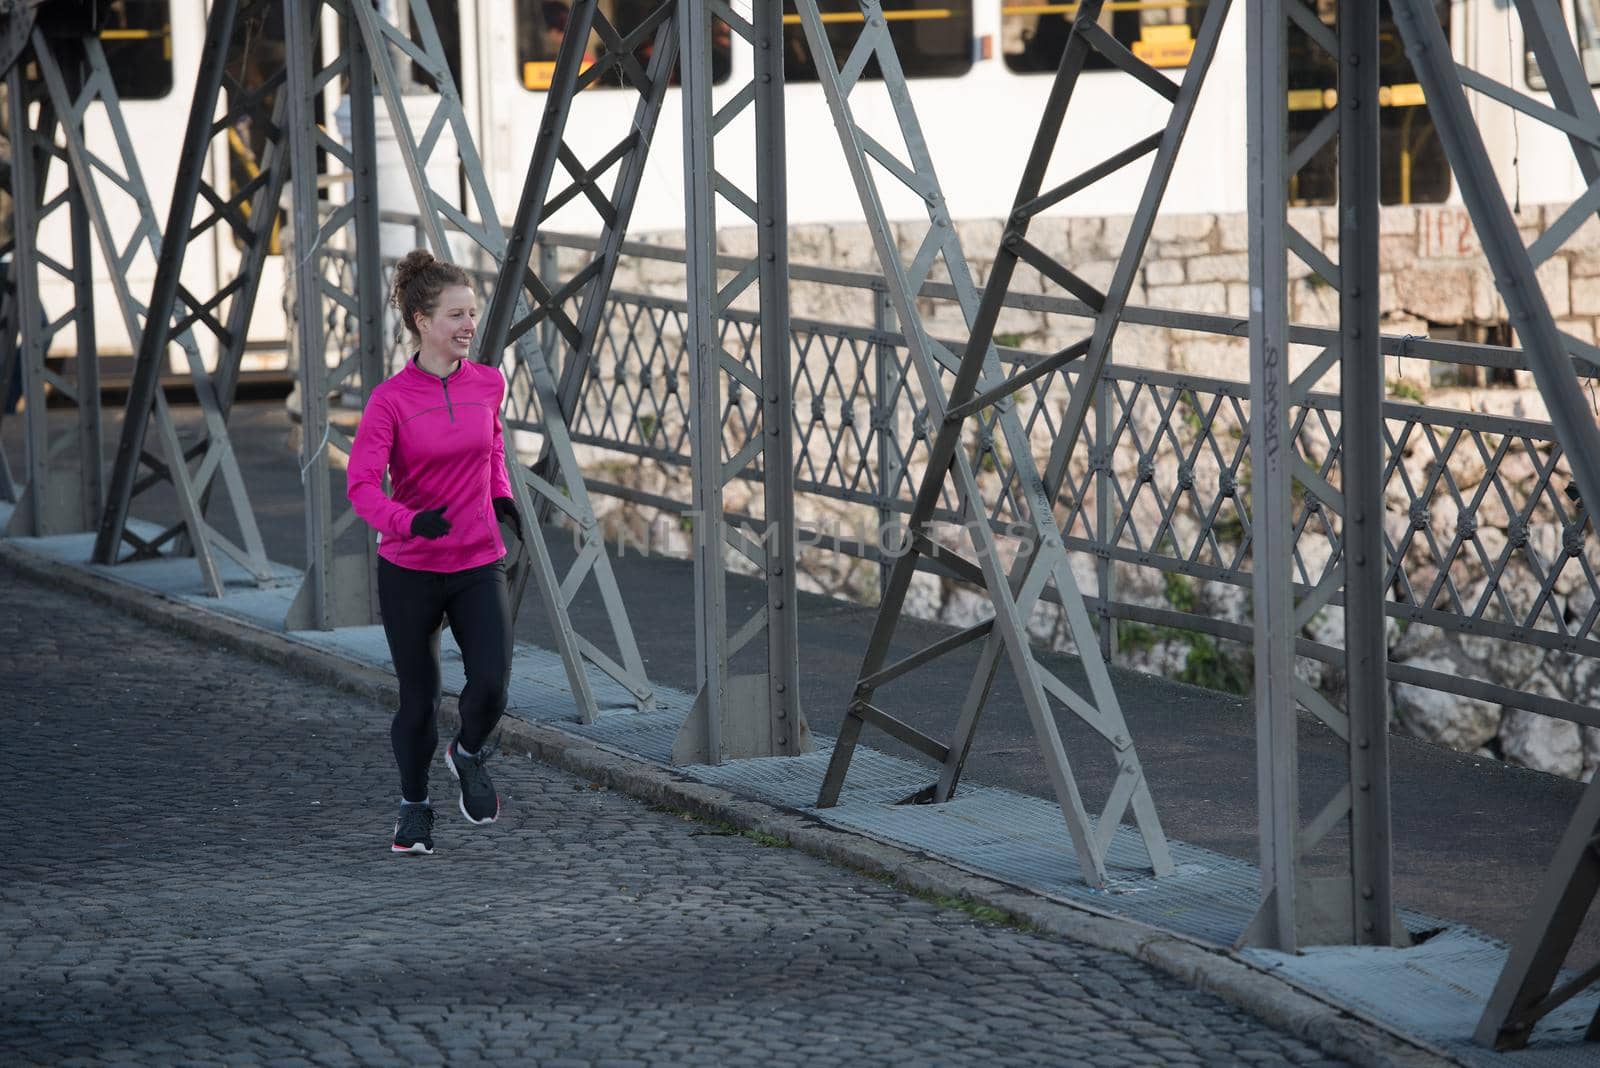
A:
[774,600,783,609]
[1363,920,1375,933]
[777,709,787,719]
[1360,780,1371,791]
[1362,886,1374,899]
[776,683,786,693]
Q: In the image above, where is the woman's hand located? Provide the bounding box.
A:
[411,506,451,539]
[493,496,523,542]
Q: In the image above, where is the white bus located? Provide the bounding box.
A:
[14,0,1598,378]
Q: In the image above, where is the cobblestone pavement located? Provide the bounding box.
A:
[0,566,1347,1067]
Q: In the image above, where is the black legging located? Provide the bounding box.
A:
[377,558,512,802]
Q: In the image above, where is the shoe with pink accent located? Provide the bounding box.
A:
[391,802,434,855]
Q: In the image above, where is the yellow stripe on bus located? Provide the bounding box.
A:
[781,10,954,24]
[1286,83,1426,111]
[1001,2,1202,14]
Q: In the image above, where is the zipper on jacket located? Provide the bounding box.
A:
[441,377,455,423]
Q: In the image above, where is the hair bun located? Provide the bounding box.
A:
[392,249,436,297]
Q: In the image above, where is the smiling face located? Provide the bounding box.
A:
[414,284,478,364]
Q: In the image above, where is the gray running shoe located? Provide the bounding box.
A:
[445,738,500,825]
[391,802,435,855]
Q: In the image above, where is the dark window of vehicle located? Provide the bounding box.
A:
[515,0,731,90]
[1287,1,1451,206]
[223,3,288,253]
[1572,0,1600,81]
[783,0,973,83]
[1527,1,1600,88]
[1003,2,1207,75]
[102,0,173,100]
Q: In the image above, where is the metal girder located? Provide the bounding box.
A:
[0,47,19,503]
[1476,771,1600,1049]
[336,0,653,718]
[1,55,101,538]
[1378,0,1600,1046]
[1239,0,1398,954]
[477,0,677,429]
[669,0,810,763]
[94,0,284,580]
[1,65,44,513]
[1335,0,1395,952]
[476,0,677,722]
[934,0,1230,815]
[11,26,272,595]
[281,0,332,627]
[0,2,37,83]
[872,286,899,599]
[1247,0,1293,949]
[282,0,384,630]
[0,257,14,503]
[798,0,1171,887]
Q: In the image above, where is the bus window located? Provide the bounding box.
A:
[782,0,973,83]
[515,0,731,90]
[1287,1,1450,206]
[225,5,286,162]
[223,4,287,253]
[102,1,173,100]
[1527,0,1600,88]
[1003,2,1207,75]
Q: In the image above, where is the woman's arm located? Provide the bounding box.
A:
[489,369,515,502]
[346,394,416,537]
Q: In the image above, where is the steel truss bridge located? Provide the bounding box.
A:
[1,0,1598,1051]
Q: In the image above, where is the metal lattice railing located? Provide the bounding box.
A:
[319,219,1600,731]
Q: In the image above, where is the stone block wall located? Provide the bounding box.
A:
[604,203,1593,397]
[560,203,1600,782]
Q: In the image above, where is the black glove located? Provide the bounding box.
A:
[493,496,523,542]
[411,506,451,539]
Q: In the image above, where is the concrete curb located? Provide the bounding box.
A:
[2,540,1458,1067]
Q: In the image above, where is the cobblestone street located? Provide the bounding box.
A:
[0,564,1346,1066]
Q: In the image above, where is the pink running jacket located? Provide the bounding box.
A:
[346,357,513,572]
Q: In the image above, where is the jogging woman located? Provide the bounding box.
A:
[347,249,521,855]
